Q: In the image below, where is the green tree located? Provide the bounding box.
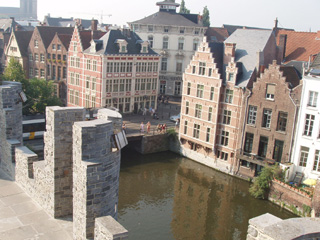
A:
[249,165,282,199]
[179,0,190,14]
[202,6,210,27]
[24,78,62,114]
[3,57,28,90]
[2,58,62,114]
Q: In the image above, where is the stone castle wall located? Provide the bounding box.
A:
[0,81,22,179]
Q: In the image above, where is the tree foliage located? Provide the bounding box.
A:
[202,6,210,27]
[179,0,190,14]
[249,165,282,199]
[2,57,62,114]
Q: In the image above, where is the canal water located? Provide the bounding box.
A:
[118,149,296,240]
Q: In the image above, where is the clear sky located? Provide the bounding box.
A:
[2,0,319,31]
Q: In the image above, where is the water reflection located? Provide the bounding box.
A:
[118,149,296,240]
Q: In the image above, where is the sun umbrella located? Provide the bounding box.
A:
[303,178,317,186]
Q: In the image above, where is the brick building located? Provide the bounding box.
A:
[67,26,160,112]
[179,29,278,174]
[235,62,302,178]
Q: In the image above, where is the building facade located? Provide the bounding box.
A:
[128,0,206,96]
[235,62,302,178]
[67,26,160,113]
[179,29,278,175]
[291,75,320,180]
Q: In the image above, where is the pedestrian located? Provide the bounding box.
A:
[147,121,151,134]
[162,123,167,133]
[157,124,162,133]
[143,107,147,116]
[122,122,127,133]
[175,118,180,129]
[140,122,145,134]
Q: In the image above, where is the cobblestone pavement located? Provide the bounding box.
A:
[122,97,181,136]
[0,169,73,240]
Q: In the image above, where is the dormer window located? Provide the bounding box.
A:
[180,28,185,34]
[115,39,128,53]
[140,41,149,54]
[164,26,169,33]
[148,25,153,32]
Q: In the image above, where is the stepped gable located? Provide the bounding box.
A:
[224,29,273,87]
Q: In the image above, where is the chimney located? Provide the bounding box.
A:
[278,34,287,63]
[224,43,236,64]
[274,17,278,32]
[91,19,98,31]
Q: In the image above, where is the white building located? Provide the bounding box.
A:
[291,74,320,180]
[128,0,206,96]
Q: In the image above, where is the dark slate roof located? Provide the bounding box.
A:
[84,29,159,56]
[179,14,200,25]
[206,27,229,42]
[14,31,33,57]
[310,52,320,70]
[129,11,202,27]
[225,29,273,87]
[284,60,306,78]
[44,17,95,29]
[222,24,270,35]
[209,42,223,73]
[57,34,72,50]
[79,30,106,51]
[280,65,301,89]
[36,26,74,48]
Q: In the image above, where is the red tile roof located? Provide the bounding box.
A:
[276,30,320,63]
[205,27,229,42]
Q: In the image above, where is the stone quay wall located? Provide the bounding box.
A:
[94,216,128,240]
[247,213,320,240]
[16,106,86,218]
[268,179,312,216]
[73,110,122,239]
[0,81,22,179]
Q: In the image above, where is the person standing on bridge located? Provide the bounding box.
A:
[140,122,145,134]
[147,121,151,134]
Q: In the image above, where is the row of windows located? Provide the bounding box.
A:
[69,90,80,105]
[160,58,183,72]
[244,132,284,162]
[106,62,158,73]
[183,122,211,143]
[155,36,199,51]
[299,147,320,172]
[247,106,288,132]
[135,78,157,91]
[134,24,202,35]
[106,79,132,93]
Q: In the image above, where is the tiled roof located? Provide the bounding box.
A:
[280,65,301,88]
[225,29,273,87]
[14,31,33,57]
[57,34,72,50]
[205,27,229,42]
[276,30,320,63]
[36,26,74,48]
[83,29,159,56]
[129,11,202,27]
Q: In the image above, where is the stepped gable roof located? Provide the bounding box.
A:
[276,29,320,63]
[225,29,273,87]
[14,31,33,57]
[84,29,159,55]
[130,11,202,27]
[206,27,229,42]
[79,30,106,51]
[279,65,301,89]
[57,34,72,50]
[36,26,74,48]
[222,24,270,35]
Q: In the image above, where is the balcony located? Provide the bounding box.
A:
[236,149,276,166]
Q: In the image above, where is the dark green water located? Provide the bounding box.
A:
[118,149,296,240]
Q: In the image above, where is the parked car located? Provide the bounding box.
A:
[170,113,180,122]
